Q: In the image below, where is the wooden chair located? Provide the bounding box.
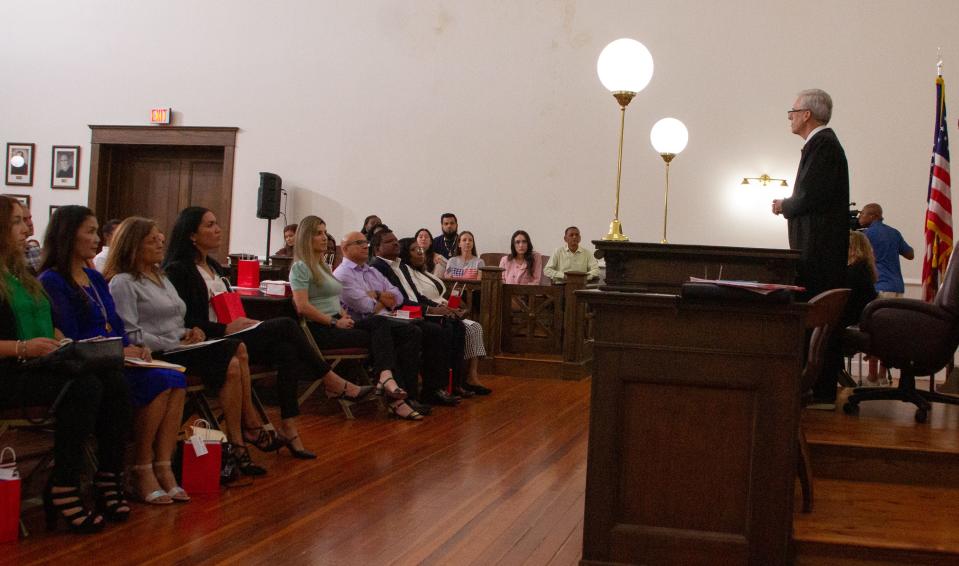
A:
[798,288,850,513]
[297,318,379,419]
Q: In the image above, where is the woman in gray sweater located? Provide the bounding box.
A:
[106,217,266,477]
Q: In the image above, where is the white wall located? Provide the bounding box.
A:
[1,0,955,282]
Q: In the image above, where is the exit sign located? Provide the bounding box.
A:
[150,108,172,124]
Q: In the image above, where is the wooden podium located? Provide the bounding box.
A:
[579,286,806,565]
[594,241,800,294]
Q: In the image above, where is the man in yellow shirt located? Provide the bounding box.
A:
[544,226,600,283]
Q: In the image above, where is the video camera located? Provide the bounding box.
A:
[848,202,861,231]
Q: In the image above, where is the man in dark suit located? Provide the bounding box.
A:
[772,88,850,406]
[371,226,462,407]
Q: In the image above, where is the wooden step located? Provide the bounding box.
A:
[803,388,959,488]
[794,479,959,565]
[480,354,590,380]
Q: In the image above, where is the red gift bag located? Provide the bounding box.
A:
[237,259,260,288]
[181,420,224,494]
[447,282,463,309]
[211,291,247,324]
[182,441,221,494]
[0,447,21,542]
[399,305,422,319]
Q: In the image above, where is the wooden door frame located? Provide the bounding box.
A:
[87,125,238,260]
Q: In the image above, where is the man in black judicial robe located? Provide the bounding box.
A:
[773,88,849,404]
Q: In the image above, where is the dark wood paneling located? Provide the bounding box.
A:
[89,125,237,147]
[87,126,237,261]
[594,240,800,294]
[581,290,806,565]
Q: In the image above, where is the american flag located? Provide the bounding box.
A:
[922,74,953,302]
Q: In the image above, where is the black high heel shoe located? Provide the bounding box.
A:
[281,435,317,460]
[375,376,408,400]
[452,386,475,398]
[388,400,424,421]
[243,426,284,452]
[44,483,105,534]
[94,471,131,522]
[327,382,376,403]
[463,383,492,396]
[233,445,267,476]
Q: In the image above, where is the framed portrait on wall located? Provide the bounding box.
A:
[49,204,59,220]
[51,145,80,189]
[7,194,30,210]
[5,143,35,186]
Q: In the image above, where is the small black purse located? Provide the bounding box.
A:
[21,337,124,375]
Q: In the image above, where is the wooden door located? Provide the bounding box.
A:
[88,126,237,263]
[106,145,224,251]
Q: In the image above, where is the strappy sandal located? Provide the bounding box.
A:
[376,376,408,400]
[43,483,105,534]
[326,382,377,402]
[130,464,172,505]
[153,461,190,502]
[243,426,285,452]
[233,445,267,476]
[388,400,423,421]
[94,471,134,519]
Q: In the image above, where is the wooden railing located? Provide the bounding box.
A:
[447,267,593,378]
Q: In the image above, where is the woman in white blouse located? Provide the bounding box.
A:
[400,238,491,395]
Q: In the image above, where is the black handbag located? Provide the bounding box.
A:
[21,337,124,375]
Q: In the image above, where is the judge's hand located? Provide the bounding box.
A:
[226,317,258,334]
[771,199,784,216]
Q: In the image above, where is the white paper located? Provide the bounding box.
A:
[162,338,225,354]
[190,435,208,457]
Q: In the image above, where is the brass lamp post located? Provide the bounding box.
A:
[649,117,688,244]
[597,38,654,241]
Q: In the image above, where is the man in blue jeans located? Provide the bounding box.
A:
[858,202,914,383]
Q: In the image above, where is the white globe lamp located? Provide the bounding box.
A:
[596,38,655,241]
[649,117,689,244]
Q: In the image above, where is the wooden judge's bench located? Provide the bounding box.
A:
[579,241,805,566]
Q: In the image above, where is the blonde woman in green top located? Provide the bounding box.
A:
[290,215,424,420]
[0,196,132,533]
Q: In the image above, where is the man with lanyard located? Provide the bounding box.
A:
[431,213,459,259]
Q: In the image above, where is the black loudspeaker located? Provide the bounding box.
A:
[256,172,282,219]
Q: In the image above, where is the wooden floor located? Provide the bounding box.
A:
[6,377,959,565]
[4,375,590,566]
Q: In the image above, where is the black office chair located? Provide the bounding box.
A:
[842,254,959,423]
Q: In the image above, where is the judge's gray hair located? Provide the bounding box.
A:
[798,89,832,124]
